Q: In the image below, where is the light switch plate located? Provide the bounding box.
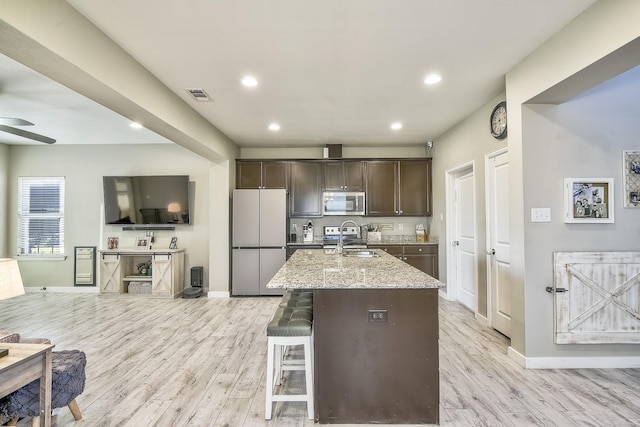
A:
[531,208,551,223]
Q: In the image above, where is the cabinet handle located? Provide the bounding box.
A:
[419,248,422,252]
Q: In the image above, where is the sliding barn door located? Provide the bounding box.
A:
[553,252,640,344]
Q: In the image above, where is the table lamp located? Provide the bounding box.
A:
[0,258,25,358]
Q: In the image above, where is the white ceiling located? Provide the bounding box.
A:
[0,0,597,148]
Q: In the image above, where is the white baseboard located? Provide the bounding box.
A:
[508,346,527,368]
[438,287,453,301]
[525,356,640,369]
[24,286,99,294]
[207,291,230,298]
[475,313,488,327]
[508,345,640,369]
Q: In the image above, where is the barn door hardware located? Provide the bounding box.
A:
[546,286,568,293]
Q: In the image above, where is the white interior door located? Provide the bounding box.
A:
[486,150,511,337]
[446,163,477,311]
[454,169,477,310]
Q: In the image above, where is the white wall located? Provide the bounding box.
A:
[0,144,8,257]
[430,94,508,317]
[505,0,640,360]
[430,0,640,364]
[518,75,640,358]
[6,143,230,293]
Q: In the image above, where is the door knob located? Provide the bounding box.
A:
[452,241,459,246]
[489,248,496,255]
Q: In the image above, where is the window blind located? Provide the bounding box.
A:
[17,177,65,256]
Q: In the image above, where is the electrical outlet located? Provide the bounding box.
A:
[368,309,388,323]
[398,224,404,231]
[379,223,393,230]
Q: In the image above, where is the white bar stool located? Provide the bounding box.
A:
[265,306,314,420]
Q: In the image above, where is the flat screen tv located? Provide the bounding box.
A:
[103,175,191,225]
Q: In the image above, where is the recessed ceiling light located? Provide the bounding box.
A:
[424,73,442,85]
[391,122,403,130]
[130,122,143,129]
[269,123,280,131]
[242,76,258,87]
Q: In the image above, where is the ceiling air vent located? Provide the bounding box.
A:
[185,88,212,102]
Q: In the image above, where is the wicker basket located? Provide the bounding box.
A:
[128,281,152,294]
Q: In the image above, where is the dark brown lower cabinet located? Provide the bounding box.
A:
[403,245,438,279]
[369,244,438,279]
[313,288,439,424]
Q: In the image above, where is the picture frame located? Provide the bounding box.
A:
[169,237,178,250]
[134,236,151,250]
[564,178,614,223]
[107,237,119,250]
[622,150,640,208]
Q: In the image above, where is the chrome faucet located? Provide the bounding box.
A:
[337,220,359,254]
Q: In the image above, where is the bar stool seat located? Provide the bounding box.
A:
[265,306,314,420]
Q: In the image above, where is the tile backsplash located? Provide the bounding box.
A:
[290,216,431,238]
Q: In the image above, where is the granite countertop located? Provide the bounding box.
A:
[267,248,443,290]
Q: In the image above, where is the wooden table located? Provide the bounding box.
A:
[0,343,54,427]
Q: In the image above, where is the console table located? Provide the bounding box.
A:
[0,343,54,427]
[99,249,185,298]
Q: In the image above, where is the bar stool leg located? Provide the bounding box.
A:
[274,344,282,386]
[304,336,314,420]
[265,337,275,420]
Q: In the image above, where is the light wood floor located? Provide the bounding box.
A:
[1,293,640,426]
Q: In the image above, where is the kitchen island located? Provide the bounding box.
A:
[267,248,443,424]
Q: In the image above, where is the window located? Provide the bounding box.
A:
[18,177,65,256]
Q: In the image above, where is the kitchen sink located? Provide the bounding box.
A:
[342,250,380,258]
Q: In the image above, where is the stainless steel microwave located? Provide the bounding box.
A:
[322,191,366,216]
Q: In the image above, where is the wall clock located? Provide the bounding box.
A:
[490,101,507,139]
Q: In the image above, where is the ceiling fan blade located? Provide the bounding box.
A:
[0,125,56,144]
[0,117,34,126]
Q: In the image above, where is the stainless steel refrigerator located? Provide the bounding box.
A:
[232,189,287,296]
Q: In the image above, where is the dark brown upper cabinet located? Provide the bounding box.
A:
[366,159,432,216]
[236,160,288,189]
[289,161,323,217]
[323,161,364,191]
[365,161,398,216]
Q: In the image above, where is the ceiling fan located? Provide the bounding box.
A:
[0,117,56,144]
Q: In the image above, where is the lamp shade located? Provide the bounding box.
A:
[0,258,25,300]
